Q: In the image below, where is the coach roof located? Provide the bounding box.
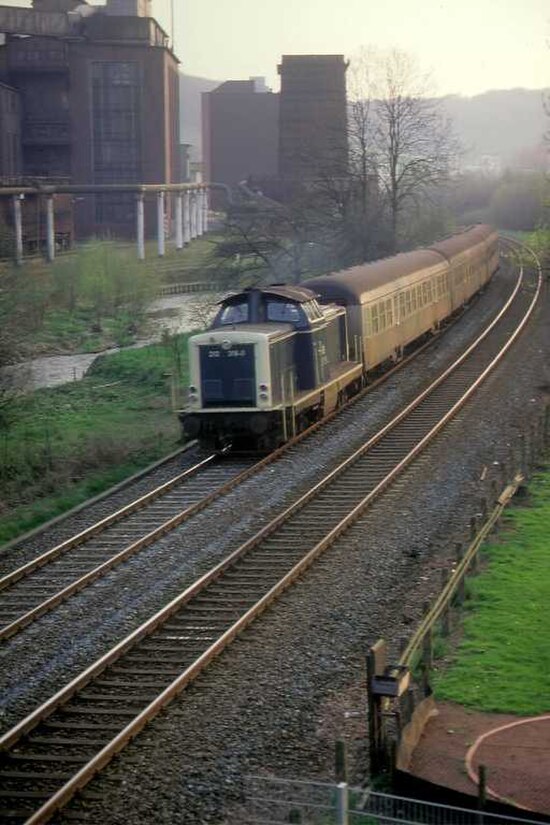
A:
[303,249,445,306]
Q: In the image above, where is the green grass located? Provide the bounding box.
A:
[433,465,550,715]
[0,333,193,547]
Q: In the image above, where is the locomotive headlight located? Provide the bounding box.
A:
[259,383,269,392]
[188,385,198,395]
[259,392,269,401]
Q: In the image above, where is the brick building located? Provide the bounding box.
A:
[202,78,279,193]
[278,54,348,182]
[0,0,180,237]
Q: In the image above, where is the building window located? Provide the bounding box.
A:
[91,61,141,222]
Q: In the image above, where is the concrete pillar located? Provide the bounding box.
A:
[196,189,203,237]
[46,195,55,262]
[202,188,209,233]
[190,190,197,240]
[157,190,165,257]
[183,190,191,245]
[12,194,23,266]
[175,192,184,250]
[136,193,145,260]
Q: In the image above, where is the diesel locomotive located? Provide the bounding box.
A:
[180,225,499,451]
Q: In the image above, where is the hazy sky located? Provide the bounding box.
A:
[5,0,549,96]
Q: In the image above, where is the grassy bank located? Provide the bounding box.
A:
[0,333,191,546]
[433,464,550,715]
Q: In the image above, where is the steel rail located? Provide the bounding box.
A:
[0,241,540,825]
[0,301,459,643]
[0,455,217,589]
[398,238,543,669]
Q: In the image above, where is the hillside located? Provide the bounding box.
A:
[442,88,548,171]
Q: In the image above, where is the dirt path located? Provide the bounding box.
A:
[409,701,550,815]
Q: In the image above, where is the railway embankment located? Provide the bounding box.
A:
[406,461,550,814]
[0,336,191,545]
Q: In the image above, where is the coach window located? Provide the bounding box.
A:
[386,298,393,326]
[405,290,412,315]
[379,301,387,330]
[399,293,406,321]
[371,304,380,334]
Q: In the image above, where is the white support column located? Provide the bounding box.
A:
[175,192,184,250]
[157,190,165,257]
[12,194,23,266]
[46,195,55,262]
[183,190,191,245]
[136,193,145,260]
[189,190,197,240]
[202,188,209,233]
[196,188,204,237]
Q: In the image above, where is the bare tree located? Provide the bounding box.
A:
[349,48,458,252]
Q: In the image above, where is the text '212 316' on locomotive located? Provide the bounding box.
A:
[180,225,499,452]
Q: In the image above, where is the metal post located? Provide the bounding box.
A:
[136,194,145,261]
[157,190,165,257]
[183,190,191,245]
[175,192,183,250]
[46,195,55,262]
[336,782,349,825]
[12,194,23,265]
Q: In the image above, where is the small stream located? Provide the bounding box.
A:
[2,293,222,392]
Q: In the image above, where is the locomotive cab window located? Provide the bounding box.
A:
[266,300,307,328]
[217,301,249,325]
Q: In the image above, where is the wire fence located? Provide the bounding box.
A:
[242,776,546,825]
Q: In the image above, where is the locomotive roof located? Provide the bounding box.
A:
[303,249,444,305]
[219,284,318,305]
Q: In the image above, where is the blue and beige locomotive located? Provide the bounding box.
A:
[180,225,499,451]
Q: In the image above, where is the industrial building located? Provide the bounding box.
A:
[201,78,279,193]
[0,0,180,238]
[278,54,348,182]
[201,55,349,200]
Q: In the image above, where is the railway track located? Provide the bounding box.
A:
[0,272,475,643]
[0,240,541,824]
[0,455,258,641]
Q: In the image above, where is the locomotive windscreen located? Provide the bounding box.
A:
[199,343,256,407]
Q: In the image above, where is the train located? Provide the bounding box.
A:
[180,225,499,452]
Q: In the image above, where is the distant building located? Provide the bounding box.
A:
[202,78,279,198]
[278,55,348,182]
[0,0,179,237]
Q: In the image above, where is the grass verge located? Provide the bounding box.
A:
[432,464,550,715]
[0,333,192,547]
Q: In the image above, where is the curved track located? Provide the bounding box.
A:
[0,239,541,824]
[0,285,467,643]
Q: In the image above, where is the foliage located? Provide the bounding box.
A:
[0,333,192,545]
[433,466,550,715]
